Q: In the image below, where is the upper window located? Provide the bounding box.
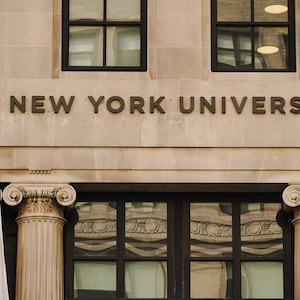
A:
[62,0,147,71]
[65,193,293,299]
[211,0,296,71]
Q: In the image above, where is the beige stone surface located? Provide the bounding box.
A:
[1,77,300,147]
[5,14,52,46]
[155,14,202,48]
[0,0,52,13]
[0,147,300,183]
[5,47,53,78]
[0,0,300,184]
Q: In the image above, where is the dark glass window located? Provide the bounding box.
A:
[62,0,147,71]
[211,0,296,71]
[65,193,293,299]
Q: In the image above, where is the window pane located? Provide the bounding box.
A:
[217,50,236,68]
[254,0,288,22]
[74,261,116,298]
[217,27,252,49]
[74,202,116,256]
[217,0,251,21]
[217,30,234,49]
[107,0,141,21]
[217,28,252,69]
[125,202,167,257]
[69,0,104,21]
[125,261,167,298]
[241,203,282,257]
[106,27,141,67]
[241,262,284,298]
[190,262,232,298]
[254,53,265,69]
[255,27,288,69]
[69,27,103,67]
[190,203,232,257]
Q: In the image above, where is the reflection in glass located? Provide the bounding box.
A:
[241,203,282,257]
[190,262,232,298]
[69,27,103,66]
[216,0,291,71]
[241,262,283,298]
[74,202,116,256]
[217,0,250,22]
[125,202,167,257]
[106,27,141,67]
[190,203,232,257]
[125,261,167,298]
[254,0,288,22]
[107,0,141,21]
[217,26,288,70]
[217,27,253,69]
[69,0,104,21]
[255,27,288,69]
[74,261,116,299]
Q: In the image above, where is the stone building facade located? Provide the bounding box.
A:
[0,0,300,299]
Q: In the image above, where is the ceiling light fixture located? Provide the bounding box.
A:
[264,4,288,14]
[257,46,279,54]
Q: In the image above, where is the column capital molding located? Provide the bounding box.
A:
[2,184,76,207]
[283,185,300,208]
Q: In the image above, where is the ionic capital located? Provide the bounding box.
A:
[282,185,300,208]
[2,184,76,207]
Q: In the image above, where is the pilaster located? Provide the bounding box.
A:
[3,184,76,300]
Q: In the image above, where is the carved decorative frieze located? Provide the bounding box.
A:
[75,219,116,237]
[191,221,232,239]
[76,217,167,236]
[282,185,300,208]
[190,220,281,241]
[126,218,167,235]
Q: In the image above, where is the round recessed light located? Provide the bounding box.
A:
[264,4,288,14]
[257,46,279,54]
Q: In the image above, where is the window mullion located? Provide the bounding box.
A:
[167,200,176,298]
[250,0,255,70]
[232,200,241,299]
[182,200,190,299]
[103,0,107,67]
[116,200,125,298]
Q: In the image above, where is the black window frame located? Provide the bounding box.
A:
[62,0,147,72]
[211,0,296,72]
[65,192,294,300]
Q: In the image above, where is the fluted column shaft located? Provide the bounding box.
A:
[3,184,76,300]
[282,185,300,300]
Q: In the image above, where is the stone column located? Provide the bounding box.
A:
[282,185,300,300]
[3,184,76,300]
